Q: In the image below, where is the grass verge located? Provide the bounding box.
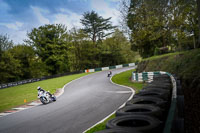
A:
[142,51,186,61]
[85,69,144,133]
[0,72,91,113]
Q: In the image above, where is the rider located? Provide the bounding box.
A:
[107,71,112,77]
[37,86,45,98]
[37,86,52,97]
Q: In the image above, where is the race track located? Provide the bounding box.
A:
[0,67,135,133]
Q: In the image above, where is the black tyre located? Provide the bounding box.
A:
[153,74,170,80]
[140,87,170,94]
[95,128,141,133]
[106,115,162,133]
[116,104,162,119]
[146,83,172,90]
[133,90,169,100]
[151,80,172,85]
[153,79,171,84]
[40,97,48,104]
[126,96,167,109]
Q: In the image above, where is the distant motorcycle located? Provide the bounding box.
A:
[107,71,112,77]
[37,86,56,104]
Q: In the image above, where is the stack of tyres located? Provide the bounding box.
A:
[99,74,172,133]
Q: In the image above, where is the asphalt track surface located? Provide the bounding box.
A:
[0,67,135,133]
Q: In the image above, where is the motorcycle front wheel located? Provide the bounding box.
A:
[40,97,49,104]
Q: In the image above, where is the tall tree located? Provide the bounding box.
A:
[0,34,13,57]
[9,45,47,79]
[26,24,69,75]
[68,28,100,70]
[80,10,116,45]
[0,51,21,83]
[127,0,170,57]
[100,29,137,66]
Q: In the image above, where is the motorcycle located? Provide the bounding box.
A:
[38,91,56,104]
[107,71,112,77]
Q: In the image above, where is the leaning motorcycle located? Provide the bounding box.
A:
[38,91,56,104]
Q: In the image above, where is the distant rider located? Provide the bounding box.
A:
[107,71,112,77]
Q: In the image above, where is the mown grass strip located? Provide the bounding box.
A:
[0,72,91,113]
[86,69,144,133]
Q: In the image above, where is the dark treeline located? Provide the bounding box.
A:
[0,11,137,84]
[121,0,199,58]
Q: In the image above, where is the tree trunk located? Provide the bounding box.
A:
[197,0,200,48]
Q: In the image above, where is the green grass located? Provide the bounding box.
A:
[112,69,144,93]
[142,51,186,61]
[86,69,144,133]
[86,114,116,133]
[0,72,91,113]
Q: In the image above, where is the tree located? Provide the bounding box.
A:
[9,45,47,79]
[68,28,100,70]
[118,0,131,38]
[127,0,170,57]
[0,34,13,58]
[100,29,137,66]
[127,0,198,57]
[26,24,69,75]
[0,51,21,83]
[80,10,116,45]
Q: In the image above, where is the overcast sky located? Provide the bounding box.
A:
[0,0,120,44]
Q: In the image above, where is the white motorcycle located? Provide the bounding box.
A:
[38,91,56,104]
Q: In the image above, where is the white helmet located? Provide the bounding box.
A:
[37,86,41,90]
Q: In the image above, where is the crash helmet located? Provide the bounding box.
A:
[37,86,41,90]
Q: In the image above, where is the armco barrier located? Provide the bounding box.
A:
[132,71,181,133]
[85,63,136,73]
[0,71,82,89]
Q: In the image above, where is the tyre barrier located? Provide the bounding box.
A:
[106,115,162,133]
[95,128,142,133]
[145,83,172,90]
[126,96,167,109]
[116,104,162,120]
[133,90,169,101]
[94,72,183,133]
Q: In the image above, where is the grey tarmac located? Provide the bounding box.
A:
[0,67,135,133]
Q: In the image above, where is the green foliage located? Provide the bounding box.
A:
[0,34,13,52]
[0,51,22,83]
[100,29,138,66]
[68,28,101,70]
[80,10,116,44]
[127,0,198,58]
[26,24,69,75]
